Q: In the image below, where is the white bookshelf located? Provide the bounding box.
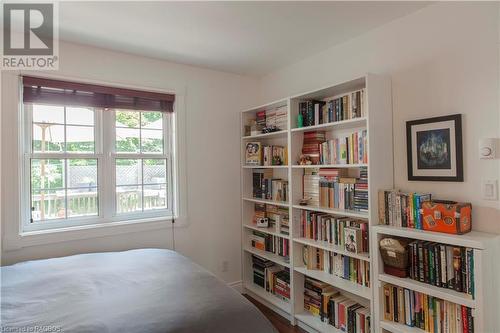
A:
[240,74,394,331]
[371,225,499,333]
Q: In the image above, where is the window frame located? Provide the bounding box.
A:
[21,104,175,233]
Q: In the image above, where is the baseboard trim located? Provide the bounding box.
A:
[228,280,244,293]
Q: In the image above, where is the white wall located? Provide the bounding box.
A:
[1,41,260,284]
[259,2,500,234]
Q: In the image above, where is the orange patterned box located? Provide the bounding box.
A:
[421,200,472,235]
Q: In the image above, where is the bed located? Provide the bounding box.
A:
[1,248,277,333]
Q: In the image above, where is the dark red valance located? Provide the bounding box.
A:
[23,76,175,112]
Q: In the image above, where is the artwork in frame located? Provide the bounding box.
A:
[406,114,463,182]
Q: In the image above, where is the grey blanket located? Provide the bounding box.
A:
[1,249,277,333]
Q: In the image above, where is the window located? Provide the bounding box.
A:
[114,110,169,214]
[22,76,176,232]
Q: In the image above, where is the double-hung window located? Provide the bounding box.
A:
[22,76,176,232]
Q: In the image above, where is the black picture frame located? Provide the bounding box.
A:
[406,114,463,182]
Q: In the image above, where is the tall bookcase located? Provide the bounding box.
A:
[240,74,394,331]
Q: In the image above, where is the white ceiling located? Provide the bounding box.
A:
[58,2,429,76]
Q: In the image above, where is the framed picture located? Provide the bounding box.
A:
[406,114,463,182]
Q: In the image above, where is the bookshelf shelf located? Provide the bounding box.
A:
[241,74,395,331]
[295,312,343,333]
[292,204,369,219]
[378,273,476,308]
[243,246,290,268]
[244,282,292,314]
[242,165,289,169]
[291,164,368,169]
[242,130,287,140]
[243,224,290,239]
[290,117,367,133]
[242,197,289,208]
[372,225,495,250]
[294,266,371,300]
[380,321,427,333]
[293,237,370,262]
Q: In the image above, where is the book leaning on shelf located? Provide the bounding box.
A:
[408,240,474,297]
[304,276,370,333]
[303,246,370,287]
[252,255,290,302]
[253,169,289,202]
[250,231,289,259]
[383,283,474,333]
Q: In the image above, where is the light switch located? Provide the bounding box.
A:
[482,179,498,200]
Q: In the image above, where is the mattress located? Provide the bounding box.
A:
[1,248,277,333]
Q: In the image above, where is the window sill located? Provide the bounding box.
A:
[3,216,188,251]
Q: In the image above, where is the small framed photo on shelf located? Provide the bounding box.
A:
[406,114,463,182]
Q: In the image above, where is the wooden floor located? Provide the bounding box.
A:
[244,295,306,333]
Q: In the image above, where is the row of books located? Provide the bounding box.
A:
[383,283,474,333]
[319,130,368,165]
[250,231,290,258]
[245,142,288,166]
[378,189,432,228]
[300,210,369,254]
[303,246,370,287]
[252,169,289,202]
[254,203,290,236]
[298,89,365,127]
[304,276,370,333]
[256,105,287,131]
[408,240,474,297]
[304,168,367,212]
[252,255,290,302]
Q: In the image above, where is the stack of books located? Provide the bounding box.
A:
[319,130,368,165]
[250,231,289,259]
[252,255,291,302]
[302,131,326,164]
[378,190,432,228]
[303,246,370,287]
[274,105,287,130]
[353,168,368,212]
[408,241,474,297]
[383,283,474,332]
[256,111,266,130]
[304,277,371,332]
[303,168,320,207]
[300,211,369,254]
[252,169,289,202]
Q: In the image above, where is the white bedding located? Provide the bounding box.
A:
[1,249,277,333]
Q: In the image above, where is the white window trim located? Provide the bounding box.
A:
[3,74,188,250]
